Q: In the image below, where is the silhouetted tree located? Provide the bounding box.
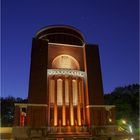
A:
[104,84,139,128]
[0,96,27,126]
[0,84,139,127]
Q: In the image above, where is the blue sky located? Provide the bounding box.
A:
[1,0,139,98]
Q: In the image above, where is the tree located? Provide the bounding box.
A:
[104,84,139,128]
[0,96,27,126]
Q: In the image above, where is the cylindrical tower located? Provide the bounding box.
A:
[35,25,85,45]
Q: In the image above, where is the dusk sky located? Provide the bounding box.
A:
[1,0,139,98]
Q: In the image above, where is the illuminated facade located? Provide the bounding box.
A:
[13,25,116,139]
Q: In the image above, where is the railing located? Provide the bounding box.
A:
[12,125,90,138]
[47,125,89,134]
[89,125,120,136]
[47,69,86,78]
[13,125,133,139]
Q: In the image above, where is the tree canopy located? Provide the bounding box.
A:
[0,84,139,128]
[0,96,27,126]
[104,84,139,128]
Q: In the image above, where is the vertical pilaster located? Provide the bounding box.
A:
[69,77,74,126]
[54,77,58,126]
[81,78,86,125]
[48,76,51,125]
[62,76,66,126]
[77,78,81,126]
[65,77,70,125]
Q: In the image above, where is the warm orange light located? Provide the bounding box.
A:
[54,104,57,126]
[81,78,86,125]
[77,105,81,126]
[77,79,82,126]
[86,107,90,126]
[49,79,55,104]
[72,80,78,105]
[70,105,74,126]
[65,79,69,105]
[122,119,126,124]
[109,118,112,122]
[57,79,63,105]
[62,106,66,126]
[52,54,80,70]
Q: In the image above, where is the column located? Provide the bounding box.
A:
[62,76,66,126]
[65,78,69,125]
[54,77,58,126]
[69,77,74,126]
[81,78,86,125]
[48,76,51,125]
[77,78,81,126]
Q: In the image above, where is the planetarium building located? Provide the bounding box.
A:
[13,25,116,140]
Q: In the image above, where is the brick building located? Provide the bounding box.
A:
[13,25,116,140]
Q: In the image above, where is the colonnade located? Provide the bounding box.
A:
[47,75,86,127]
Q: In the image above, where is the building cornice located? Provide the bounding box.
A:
[86,105,115,111]
[15,103,48,108]
[48,42,85,48]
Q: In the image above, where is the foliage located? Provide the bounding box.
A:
[0,96,27,126]
[0,84,139,128]
[104,84,139,128]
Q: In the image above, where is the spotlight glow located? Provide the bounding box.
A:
[109,118,112,122]
[122,119,126,124]
[130,138,134,140]
[129,125,133,133]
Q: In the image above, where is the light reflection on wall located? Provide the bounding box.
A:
[49,79,80,106]
[52,54,80,70]
[57,79,63,105]
[72,79,78,105]
[50,79,55,104]
[65,79,69,105]
[48,54,84,126]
